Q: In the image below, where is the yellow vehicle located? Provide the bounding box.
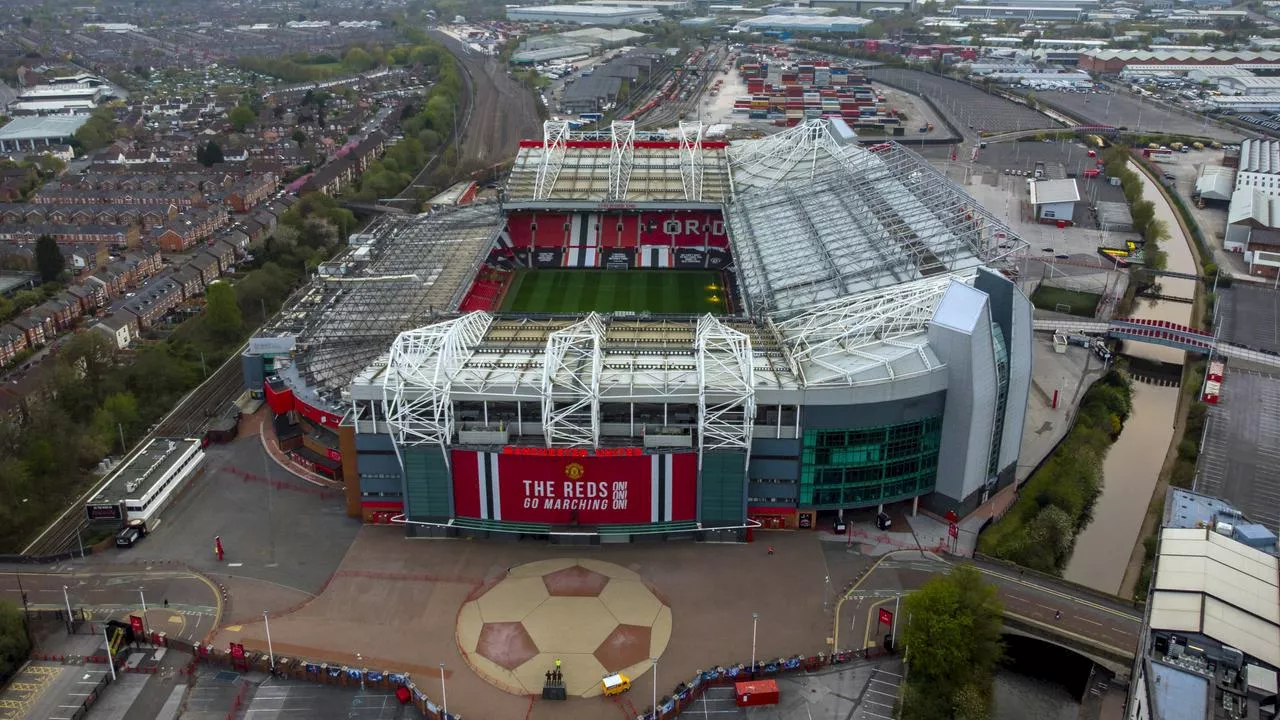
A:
[601,673,631,696]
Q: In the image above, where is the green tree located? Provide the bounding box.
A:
[291,128,308,148]
[0,600,30,681]
[227,104,256,132]
[197,140,224,167]
[34,235,63,283]
[900,565,1003,720]
[204,281,242,342]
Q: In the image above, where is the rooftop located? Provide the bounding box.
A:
[0,115,91,142]
[508,4,655,15]
[1237,139,1280,174]
[1028,178,1080,205]
[1149,526,1280,668]
[88,437,201,506]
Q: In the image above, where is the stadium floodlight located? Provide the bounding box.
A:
[695,315,755,453]
[609,120,635,201]
[383,311,494,449]
[678,121,705,202]
[534,120,570,201]
[541,312,607,448]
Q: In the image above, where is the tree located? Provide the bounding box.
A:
[0,600,30,681]
[196,140,224,167]
[34,235,62,283]
[227,104,256,132]
[204,281,242,342]
[900,565,1003,720]
[291,128,308,148]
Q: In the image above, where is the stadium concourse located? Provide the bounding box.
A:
[241,118,1034,541]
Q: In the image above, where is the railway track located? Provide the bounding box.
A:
[633,46,726,129]
[22,346,249,558]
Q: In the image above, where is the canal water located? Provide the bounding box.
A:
[1061,168,1196,594]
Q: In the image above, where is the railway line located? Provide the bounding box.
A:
[628,45,729,129]
[21,346,249,558]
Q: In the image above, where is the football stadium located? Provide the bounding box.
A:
[242,118,1033,541]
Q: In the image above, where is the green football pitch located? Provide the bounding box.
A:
[499,270,728,315]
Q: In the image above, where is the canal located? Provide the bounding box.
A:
[1062,167,1197,594]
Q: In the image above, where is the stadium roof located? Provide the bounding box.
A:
[0,115,90,142]
[505,121,731,207]
[1149,527,1280,668]
[726,120,1027,316]
[257,203,500,405]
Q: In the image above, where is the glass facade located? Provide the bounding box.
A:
[799,416,943,508]
[987,322,1010,479]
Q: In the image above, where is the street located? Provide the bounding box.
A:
[835,553,1141,658]
[0,568,220,643]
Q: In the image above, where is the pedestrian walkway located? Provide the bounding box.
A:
[241,409,342,490]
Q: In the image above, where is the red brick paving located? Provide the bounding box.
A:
[593,624,651,671]
[477,622,540,670]
[543,565,611,597]
[214,527,865,720]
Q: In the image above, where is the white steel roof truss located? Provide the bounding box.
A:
[541,312,606,447]
[382,311,494,448]
[609,121,635,200]
[534,120,570,201]
[696,314,756,452]
[678,121,705,202]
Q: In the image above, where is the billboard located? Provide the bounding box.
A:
[532,248,564,268]
[86,503,123,521]
[452,450,698,525]
[601,248,635,270]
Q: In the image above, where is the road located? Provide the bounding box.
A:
[835,552,1141,659]
[0,567,221,643]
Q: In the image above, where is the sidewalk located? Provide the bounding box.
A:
[241,409,343,490]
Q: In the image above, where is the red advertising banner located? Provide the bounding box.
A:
[452,450,698,525]
[129,614,144,636]
[230,642,245,659]
[878,608,894,627]
[326,448,342,462]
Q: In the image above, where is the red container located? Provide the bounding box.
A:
[735,680,780,707]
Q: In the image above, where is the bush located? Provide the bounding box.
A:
[978,369,1134,574]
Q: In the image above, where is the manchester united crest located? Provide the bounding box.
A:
[564,462,585,480]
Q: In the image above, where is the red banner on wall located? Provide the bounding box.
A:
[452,450,698,525]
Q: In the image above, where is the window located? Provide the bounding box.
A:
[798,415,943,509]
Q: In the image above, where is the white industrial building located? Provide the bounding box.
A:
[506,4,661,24]
[1218,76,1280,95]
[1028,178,1080,223]
[808,0,917,14]
[577,0,691,10]
[733,14,874,32]
[1209,95,1280,113]
[84,438,205,525]
[0,115,90,153]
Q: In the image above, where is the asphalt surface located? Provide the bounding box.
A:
[835,553,1141,660]
[0,568,219,643]
[1217,283,1280,354]
[1196,370,1280,531]
[867,68,1055,136]
[79,434,361,595]
[1042,85,1247,144]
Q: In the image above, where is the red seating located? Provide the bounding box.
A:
[505,212,572,248]
[459,268,513,312]
[506,211,727,250]
[638,211,729,248]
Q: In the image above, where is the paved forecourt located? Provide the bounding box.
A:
[211,528,858,720]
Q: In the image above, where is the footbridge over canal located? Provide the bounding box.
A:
[1033,317,1280,367]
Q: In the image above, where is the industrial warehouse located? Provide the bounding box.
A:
[242,118,1032,541]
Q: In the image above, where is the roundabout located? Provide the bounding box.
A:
[456,558,672,698]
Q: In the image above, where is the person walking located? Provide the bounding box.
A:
[1054,610,1062,620]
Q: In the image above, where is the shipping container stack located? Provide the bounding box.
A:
[733,60,894,127]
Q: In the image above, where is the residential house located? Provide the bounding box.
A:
[66,283,105,313]
[187,252,221,286]
[0,224,139,247]
[170,265,205,299]
[224,173,278,213]
[122,276,183,329]
[11,315,50,347]
[67,244,109,273]
[220,230,250,257]
[203,239,237,273]
[91,313,136,350]
[0,324,29,366]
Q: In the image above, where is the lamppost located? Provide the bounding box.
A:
[651,658,658,720]
[263,610,275,672]
[62,585,73,634]
[440,662,448,718]
[138,588,148,641]
[751,613,759,676]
